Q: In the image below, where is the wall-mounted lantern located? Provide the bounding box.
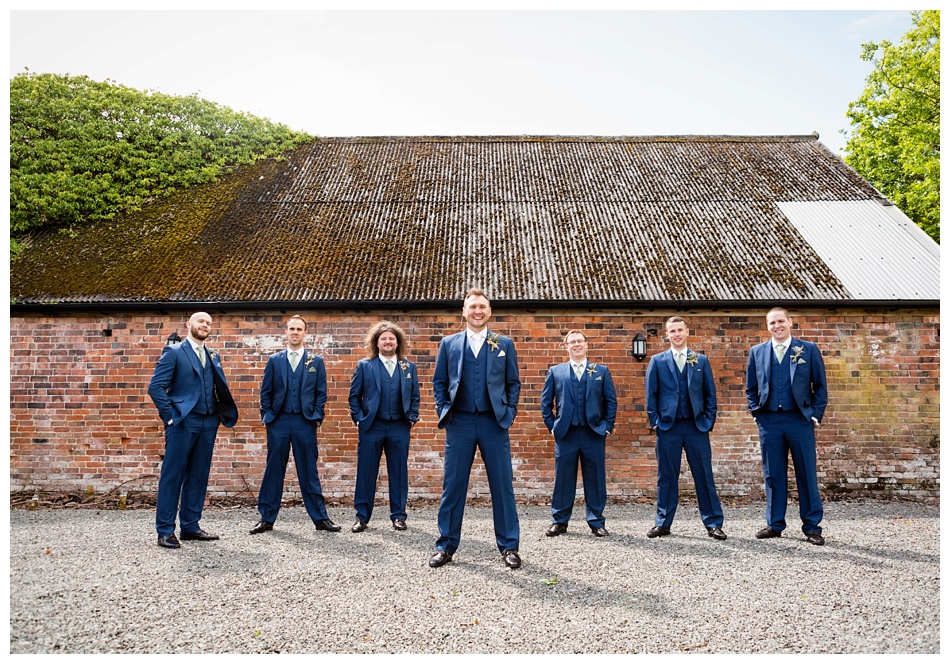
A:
[166,332,182,345]
[632,332,647,361]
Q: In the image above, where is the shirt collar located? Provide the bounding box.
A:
[771,337,793,350]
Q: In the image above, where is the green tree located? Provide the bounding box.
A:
[10,71,314,256]
[844,10,940,242]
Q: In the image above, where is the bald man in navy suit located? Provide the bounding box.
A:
[541,329,617,538]
[746,307,828,545]
[148,312,238,549]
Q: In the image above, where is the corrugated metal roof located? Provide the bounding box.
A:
[778,201,940,300]
[10,135,937,305]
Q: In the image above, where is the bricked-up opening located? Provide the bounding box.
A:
[101,329,112,337]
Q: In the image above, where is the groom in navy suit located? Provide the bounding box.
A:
[429,288,522,569]
[249,315,341,535]
[746,307,828,545]
[148,312,238,549]
[645,316,726,540]
[348,321,420,533]
[541,329,617,537]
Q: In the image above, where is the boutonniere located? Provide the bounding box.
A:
[685,351,699,367]
[586,363,598,378]
[399,360,410,377]
[486,332,501,353]
[790,346,806,364]
[305,354,317,372]
[208,349,219,363]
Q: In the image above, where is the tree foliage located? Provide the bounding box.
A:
[844,10,940,242]
[10,71,314,255]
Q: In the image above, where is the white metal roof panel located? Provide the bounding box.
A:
[778,200,939,300]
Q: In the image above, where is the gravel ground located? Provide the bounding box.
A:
[9,500,940,654]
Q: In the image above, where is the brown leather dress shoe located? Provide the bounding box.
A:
[179,528,219,541]
[647,526,671,538]
[352,518,367,533]
[157,534,180,549]
[707,527,727,540]
[249,521,273,534]
[429,550,452,568]
[755,526,781,539]
[315,519,342,532]
[502,550,522,569]
[805,532,826,546]
[590,526,609,537]
[392,519,407,531]
[546,523,567,537]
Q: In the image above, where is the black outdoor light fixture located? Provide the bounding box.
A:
[166,331,182,346]
[632,332,647,361]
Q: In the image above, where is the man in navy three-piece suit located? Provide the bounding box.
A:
[348,321,420,533]
[249,315,341,535]
[429,288,523,570]
[148,312,238,549]
[645,316,726,541]
[746,307,828,546]
[540,329,617,538]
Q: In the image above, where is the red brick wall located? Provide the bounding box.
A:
[9,308,940,501]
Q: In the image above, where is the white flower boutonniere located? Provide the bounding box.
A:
[586,363,598,378]
[399,360,410,377]
[790,346,806,364]
[486,332,501,353]
[686,351,699,367]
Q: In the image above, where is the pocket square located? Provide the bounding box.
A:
[498,350,506,357]
[595,376,602,381]
[309,367,316,373]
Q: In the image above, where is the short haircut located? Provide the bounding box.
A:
[665,316,687,329]
[563,329,587,342]
[286,315,308,329]
[767,306,790,319]
[463,287,489,304]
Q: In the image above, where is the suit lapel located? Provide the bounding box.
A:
[789,339,800,381]
[454,332,466,378]
[373,356,382,391]
[277,350,288,388]
[666,350,678,382]
[184,341,202,375]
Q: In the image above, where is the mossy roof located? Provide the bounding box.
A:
[12,134,926,306]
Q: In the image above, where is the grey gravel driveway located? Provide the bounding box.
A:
[9,500,939,653]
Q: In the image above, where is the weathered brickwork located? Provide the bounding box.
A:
[9,308,939,502]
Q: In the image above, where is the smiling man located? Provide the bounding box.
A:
[148,312,238,549]
[746,307,828,545]
[429,288,522,569]
[540,330,617,538]
[645,316,725,541]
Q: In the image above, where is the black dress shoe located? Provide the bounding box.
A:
[392,519,407,531]
[179,528,219,541]
[249,521,273,535]
[429,550,452,568]
[755,526,781,539]
[590,526,609,537]
[352,518,367,533]
[502,549,522,569]
[157,534,180,549]
[805,532,826,546]
[546,523,567,537]
[647,526,671,538]
[315,519,342,532]
[707,527,727,540]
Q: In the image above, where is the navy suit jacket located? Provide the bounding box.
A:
[540,361,618,438]
[259,349,327,425]
[432,329,521,429]
[148,341,238,428]
[746,338,827,422]
[348,356,421,432]
[645,349,717,432]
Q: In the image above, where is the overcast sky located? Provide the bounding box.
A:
[9,8,917,155]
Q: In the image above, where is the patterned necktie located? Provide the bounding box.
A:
[675,352,685,372]
[573,362,584,380]
[776,345,786,363]
[385,359,395,376]
[196,345,206,367]
[290,351,299,371]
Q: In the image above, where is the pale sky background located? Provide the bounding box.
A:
[8,7,920,155]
